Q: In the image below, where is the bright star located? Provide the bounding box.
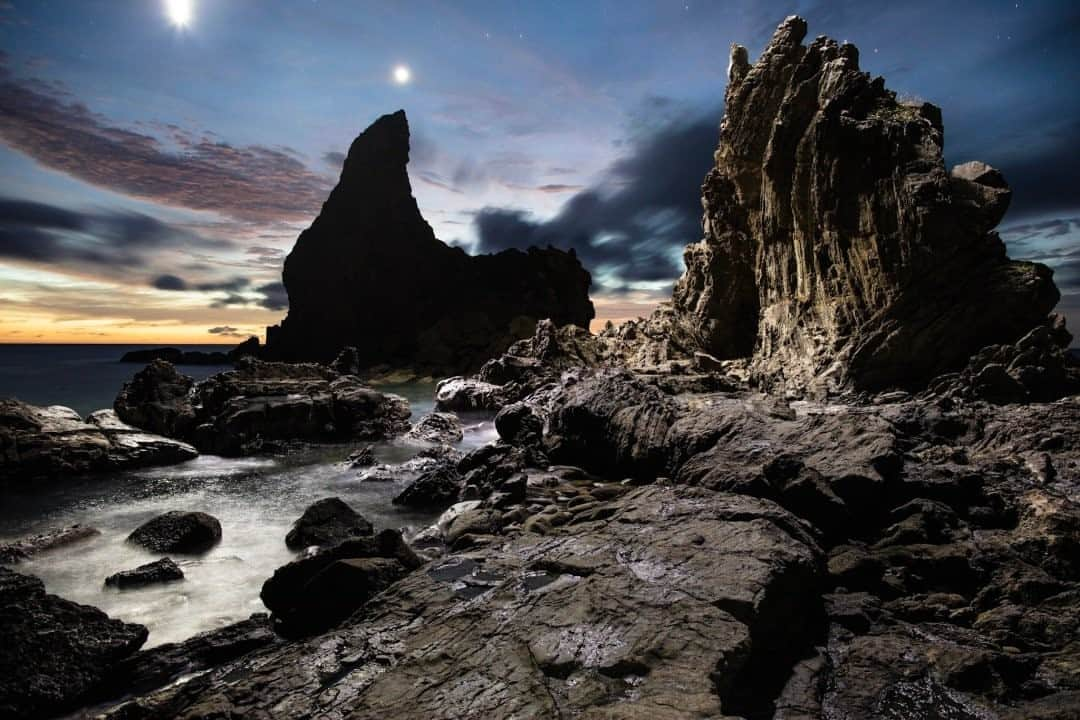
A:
[165,0,193,28]
[392,65,412,85]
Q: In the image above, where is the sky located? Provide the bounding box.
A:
[0,0,1077,344]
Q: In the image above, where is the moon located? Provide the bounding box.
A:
[165,0,193,28]
[392,65,412,85]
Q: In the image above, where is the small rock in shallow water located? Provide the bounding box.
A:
[0,524,100,564]
[127,511,222,554]
[406,412,464,444]
[285,497,373,550]
[344,445,375,467]
[104,558,184,589]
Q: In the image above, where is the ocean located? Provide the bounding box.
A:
[0,343,492,647]
[0,344,234,418]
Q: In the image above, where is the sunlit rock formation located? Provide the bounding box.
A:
[672,16,1062,395]
[265,110,594,374]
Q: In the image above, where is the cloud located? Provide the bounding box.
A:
[0,61,331,223]
[322,151,346,169]
[152,274,188,291]
[0,197,227,273]
[207,325,246,338]
[255,281,288,310]
[149,272,286,311]
[472,109,719,290]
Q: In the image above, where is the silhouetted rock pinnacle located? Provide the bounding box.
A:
[265,110,594,373]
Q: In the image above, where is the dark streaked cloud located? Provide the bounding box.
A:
[473,109,719,289]
[151,272,287,312]
[152,274,188,291]
[0,62,331,223]
[255,281,288,311]
[207,325,245,337]
[0,197,225,270]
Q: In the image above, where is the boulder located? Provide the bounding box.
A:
[391,465,463,509]
[434,376,509,412]
[104,558,184,589]
[113,359,198,437]
[0,399,197,483]
[406,412,464,444]
[494,401,542,445]
[0,567,147,719]
[263,109,594,375]
[292,558,409,629]
[925,315,1080,403]
[127,511,222,554]
[285,497,373,550]
[227,336,261,361]
[261,529,421,634]
[665,16,1062,395]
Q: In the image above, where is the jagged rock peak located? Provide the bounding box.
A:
[671,16,1062,396]
[265,110,594,373]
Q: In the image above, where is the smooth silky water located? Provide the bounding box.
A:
[0,380,498,647]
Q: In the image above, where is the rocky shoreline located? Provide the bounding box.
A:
[1,15,1079,720]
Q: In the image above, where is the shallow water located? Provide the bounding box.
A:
[0,385,498,647]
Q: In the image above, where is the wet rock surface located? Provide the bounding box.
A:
[96,613,279,703]
[104,558,184,589]
[285,496,374,550]
[264,109,594,375]
[114,354,412,455]
[0,566,147,719]
[0,399,197,483]
[127,511,222,554]
[100,487,822,719]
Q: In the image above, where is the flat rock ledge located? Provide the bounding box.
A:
[0,401,197,483]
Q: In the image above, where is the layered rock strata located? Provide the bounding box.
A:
[669,16,1062,395]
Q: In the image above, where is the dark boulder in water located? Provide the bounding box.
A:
[406,411,464,444]
[127,511,222,554]
[104,558,185,589]
[0,566,147,719]
[263,109,595,375]
[285,497,374,550]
